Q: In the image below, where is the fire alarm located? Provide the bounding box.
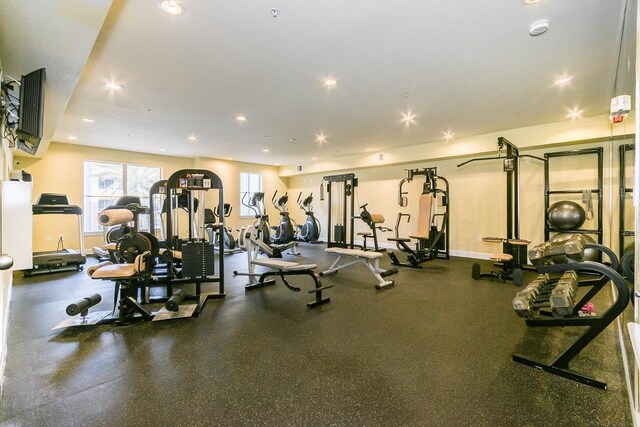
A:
[610,95,631,123]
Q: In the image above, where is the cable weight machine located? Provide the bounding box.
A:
[388,167,450,267]
[457,137,546,285]
[322,173,358,248]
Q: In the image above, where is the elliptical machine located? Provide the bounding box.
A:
[271,191,296,244]
[238,192,272,249]
[238,191,297,257]
[296,192,321,243]
[204,204,238,253]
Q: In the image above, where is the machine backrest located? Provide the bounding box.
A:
[416,193,433,235]
[204,208,216,224]
[369,213,385,224]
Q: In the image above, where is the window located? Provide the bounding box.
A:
[240,172,262,217]
[84,161,162,233]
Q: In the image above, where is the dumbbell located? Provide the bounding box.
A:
[513,273,555,317]
[550,271,579,317]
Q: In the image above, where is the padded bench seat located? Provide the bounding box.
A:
[251,258,317,271]
[325,247,383,260]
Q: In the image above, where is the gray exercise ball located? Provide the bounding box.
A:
[547,201,586,230]
[551,232,598,262]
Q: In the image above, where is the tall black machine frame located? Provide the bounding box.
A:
[619,143,634,256]
[457,137,545,267]
[322,173,358,248]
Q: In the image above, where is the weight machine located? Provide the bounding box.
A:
[84,169,226,325]
[322,173,358,248]
[388,167,449,267]
[457,137,545,285]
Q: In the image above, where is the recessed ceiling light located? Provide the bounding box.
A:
[567,107,582,120]
[312,157,318,160]
[67,135,77,141]
[188,135,197,141]
[159,148,167,152]
[401,111,416,126]
[529,20,549,36]
[81,118,95,123]
[553,74,573,87]
[270,8,280,18]
[315,133,327,144]
[105,81,123,90]
[262,149,270,153]
[158,1,183,15]
[289,138,297,142]
[236,115,247,122]
[443,131,454,141]
[522,0,540,4]
[323,77,338,88]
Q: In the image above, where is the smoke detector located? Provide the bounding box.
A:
[529,20,549,36]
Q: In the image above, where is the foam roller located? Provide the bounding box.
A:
[66,294,102,316]
[165,289,186,312]
[97,209,134,226]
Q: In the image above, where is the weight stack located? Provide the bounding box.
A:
[181,241,215,278]
[503,241,528,267]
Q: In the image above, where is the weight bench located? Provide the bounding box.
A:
[234,258,332,308]
[321,247,398,289]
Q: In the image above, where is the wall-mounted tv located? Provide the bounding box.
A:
[16,68,46,155]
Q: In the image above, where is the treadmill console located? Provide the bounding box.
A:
[36,193,69,205]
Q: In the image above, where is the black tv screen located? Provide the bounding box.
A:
[16,68,45,155]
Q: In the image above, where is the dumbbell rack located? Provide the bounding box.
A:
[544,147,603,245]
[512,244,629,389]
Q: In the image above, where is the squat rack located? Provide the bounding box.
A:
[543,147,603,245]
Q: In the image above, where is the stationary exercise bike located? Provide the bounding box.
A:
[296,192,321,243]
[271,191,296,244]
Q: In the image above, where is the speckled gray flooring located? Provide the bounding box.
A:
[0,245,632,426]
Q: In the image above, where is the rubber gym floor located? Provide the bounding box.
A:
[0,244,632,426]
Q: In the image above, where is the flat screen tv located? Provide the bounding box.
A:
[16,68,45,155]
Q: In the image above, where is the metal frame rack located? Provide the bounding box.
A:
[619,143,634,256]
[544,147,603,245]
[323,173,358,249]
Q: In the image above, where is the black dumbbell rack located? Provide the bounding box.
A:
[544,147,603,245]
[512,243,629,389]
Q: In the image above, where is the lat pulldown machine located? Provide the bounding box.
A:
[457,137,545,286]
[388,167,450,267]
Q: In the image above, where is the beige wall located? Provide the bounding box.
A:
[22,142,192,251]
[21,142,285,252]
[286,137,634,258]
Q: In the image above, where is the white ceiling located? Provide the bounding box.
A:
[2,0,634,166]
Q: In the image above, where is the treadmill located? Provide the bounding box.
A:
[26,193,86,276]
